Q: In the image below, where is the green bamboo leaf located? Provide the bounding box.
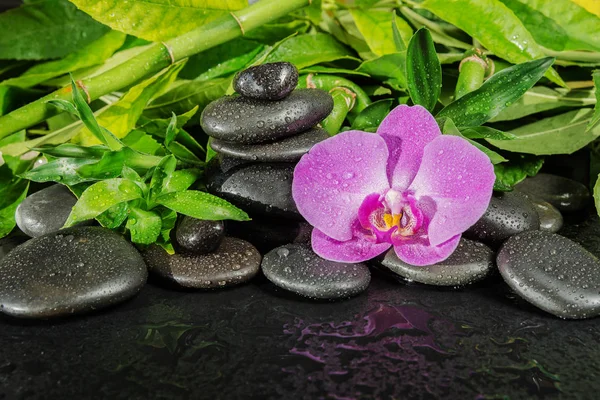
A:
[122,130,163,155]
[21,158,97,185]
[96,202,129,229]
[493,154,544,190]
[139,106,204,156]
[594,174,600,219]
[245,20,310,44]
[0,86,44,116]
[32,143,106,159]
[441,118,507,164]
[164,169,202,193]
[0,131,26,148]
[65,178,143,226]
[350,9,411,56]
[351,99,394,131]
[126,207,162,245]
[487,108,600,155]
[78,61,186,146]
[406,28,441,112]
[589,70,600,131]
[437,57,555,127]
[357,53,407,91]
[392,11,410,51]
[1,31,126,88]
[300,66,370,77]
[0,181,28,238]
[165,113,178,149]
[0,0,109,60]
[77,151,127,180]
[148,155,177,204]
[156,190,250,221]
[68,0,247,42]
[421,0,566,87]
[461,126,516,141]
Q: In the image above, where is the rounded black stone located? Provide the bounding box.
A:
[15,184,77,237]
[0,227,147,318]
[227,217,312,253]
[210,127,329,162]
[233,62,299,100]
[465,191,539,246]
[515,173,590,212]
[0,234,27,262]
[531,198,563,233]
[261,244,371,299]
[200,89,333,144]
[378,239,495,286]
[143,237,261,289]
[175,217,224,255]
[497,230,600,319]
[206,162,300,219]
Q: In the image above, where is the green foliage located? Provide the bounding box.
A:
[406,28,441,112]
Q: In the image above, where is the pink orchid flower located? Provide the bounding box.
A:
[292,105,495,266]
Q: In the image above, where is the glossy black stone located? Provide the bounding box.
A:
[143,237,261,289]
[0,233,27,262]
[227,217,312,253]
[497,230,600,319]
[15,184,77,237]
[233,62,299,100]
[465,191,540,246]
[0,227,147,318]
[206,162,300,219]
[262,244,370,299]
[200,89,333,144]
[515,173,590,212]
[175,216,224,255]
[210,127,329,162]
[532,198,563,233]
[378,238,495,286]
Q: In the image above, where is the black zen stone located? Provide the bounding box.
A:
[15,184,77,237]
[465,191,539,246]
[261,244,371,299]
[200,89,333,144]
[515,173,591,212]
[378,238,495,286]
[143,237,261,289]
[233,62,299,100]
[497,230,600,319]
[210,127,329,162]
[175,217,225,255]
[532,198,563,233]
[0,227,147,318]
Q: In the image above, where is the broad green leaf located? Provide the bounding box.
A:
[156,190,250,221]
[126,207,162,245]
[148,155,177,204]
[78,61,185,146]
[589,70,600,131]
[164,169,202,193]
[351,99,394,131]
[96,202,129,229]
[77,151,127,180]
[442,118,507,164]
[327,11,374,60]
[65,178,143,226]
[511,0,600,52]
[461,126,516,141]
[68,0,247,42]
[421,0,566,86]
[144,77,231,120]
[264,33,357,69]
[350,9,411,56]
[406,28,441,112]
[0,181,28,238]
[437,57,554,127]
[244,20,311,44]
[487,108,600,155]
[491,86,596,122]
[21,158,98,185]
[1,31,125,88]
[493,154,544,190]
[122,130,163,155]
[357,53,407,91]
[0,0,109,60]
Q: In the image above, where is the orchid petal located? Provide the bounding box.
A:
[293,130,390,241]
[394,234,461,266]
[408,135,495,246]
[377,105,441,190]
[312,227,391,263]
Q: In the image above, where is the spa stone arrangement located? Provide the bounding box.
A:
[0,62,598,320]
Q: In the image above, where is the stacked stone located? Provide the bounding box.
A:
[201,62,333,252]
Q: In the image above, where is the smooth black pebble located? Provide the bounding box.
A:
[143,237,261,289]
[210,127,328,162]
[465,191,539,246]
[200,89,333,144]
[15,184,77,237]
[175,216,224,254]
[0,227,147,318]
[207,162,300,219]
[532,198,563,233]
[227,217,312,253]
[261,244,371,299]
[378,239,495,286]
[515,173,590,212]
[497,230,600,319]
[233,62,299,100]
[0,234,27,262]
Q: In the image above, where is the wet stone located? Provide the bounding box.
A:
[15,184,77,237]
[233,62,299,100]
[497,230,600,319]
[378,239,495,286]
[261,244,371,299]
[515,173,590,212]
[175,217,224,255]
[143,237,261,289]
[200,89,333,144]
[207,162,300,219]
[0,234,27,262]
[531,198,563,233]
[227,217,312,253]
[0,227,147,318]
[465,191,539,246]
[210,127,329,163]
